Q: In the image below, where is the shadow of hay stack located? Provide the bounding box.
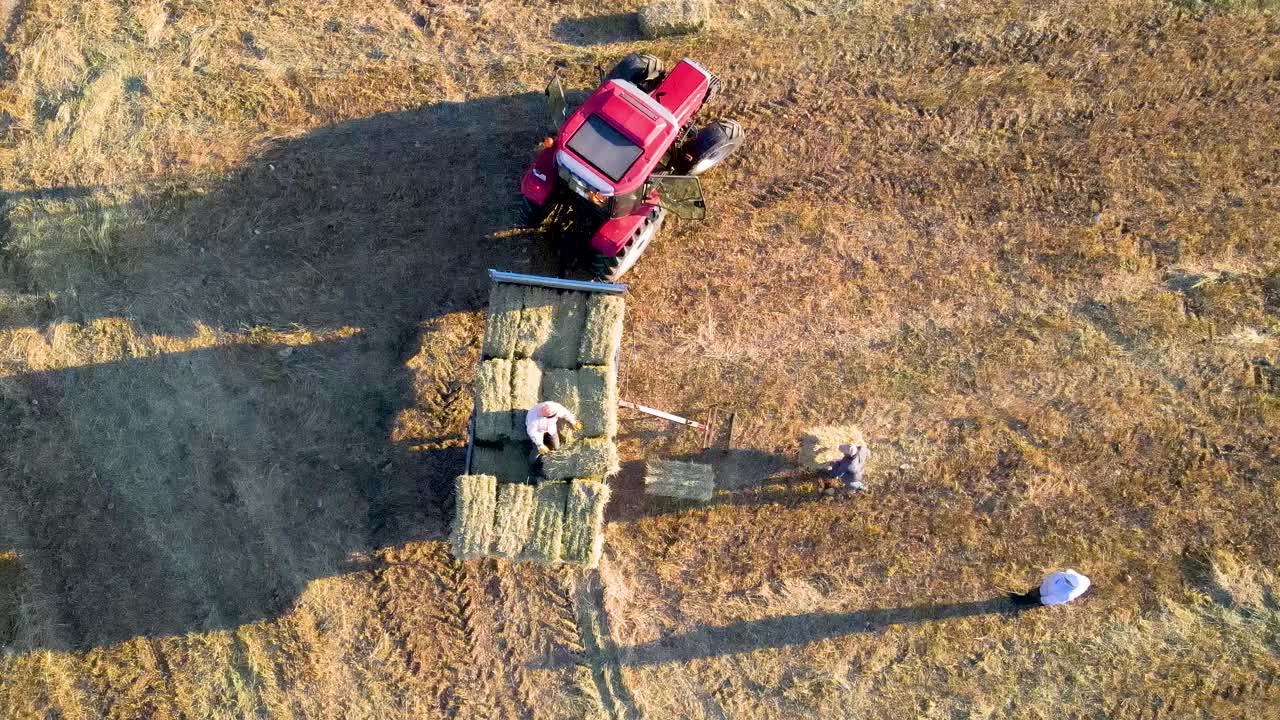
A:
[0,91,546,650]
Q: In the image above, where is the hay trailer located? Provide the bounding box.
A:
[451,270,626,568]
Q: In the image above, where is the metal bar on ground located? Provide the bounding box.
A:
[619,399,709,430]
[488,269,628,295]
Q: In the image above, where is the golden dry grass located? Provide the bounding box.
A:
[1,0,1279,718]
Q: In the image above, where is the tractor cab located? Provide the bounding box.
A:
[520,55,744,281]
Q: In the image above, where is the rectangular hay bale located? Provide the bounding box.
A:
[578,294,625,367]
[474,358,513,441]
[543,293,588,369]
[511,358,543,432]
[520,480,570,564]
[540,368,581,416]
[577,365,617,439]
[483,282,523,358]
[561,479,611,568]
[450,474,497,560]
[491,482,537,559]
[541,437,620,481]
[800,425,866,469]
[510,286,556,360]
[644,459,715,501]
[470,443,532,485]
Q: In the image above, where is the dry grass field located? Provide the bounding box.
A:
[1,0,1279,718]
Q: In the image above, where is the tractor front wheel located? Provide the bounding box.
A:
[517,196,550,228]
[605,53,666,93]
[682,119,744,176]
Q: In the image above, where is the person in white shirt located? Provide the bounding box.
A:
[525,400,581,455]
[1010,569,1092,608]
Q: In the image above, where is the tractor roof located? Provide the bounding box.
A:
[557,80,680,194]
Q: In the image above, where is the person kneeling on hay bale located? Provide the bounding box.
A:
[1009,569,1092,610]
[526,400,582,455]
[825,443,870,495]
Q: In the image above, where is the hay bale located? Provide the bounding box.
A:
[450,474,497,560]
[562,480,611,568]
[577,365,617,439]
[474,358,513,441]
[644,459,715,501]
[514,286,558,360]
[637,0,708,39]
[470,444,532,485]
[800,425,866,468]
[541,437,620,481]
[511,358,543,432]
[521,480,570,564]
[491,482,537,559]
[483,282,523,358]
[540,369,581,415]
[578,294,625,367]
[542,293,588,369]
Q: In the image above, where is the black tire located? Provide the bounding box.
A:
[517,196,550,228]
[682,119,745,176]
[605,53,665,93]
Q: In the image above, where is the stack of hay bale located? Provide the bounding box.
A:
[450,475,612,567]
[452,280,624,568]
[644,459,715,501]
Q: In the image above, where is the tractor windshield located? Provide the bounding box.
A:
[566,114,642,183]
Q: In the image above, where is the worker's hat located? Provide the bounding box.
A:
[539,404,558,417]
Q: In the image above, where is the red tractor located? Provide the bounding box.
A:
[518,54,744,281]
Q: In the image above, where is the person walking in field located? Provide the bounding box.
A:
[526,400,582,455]
[1009,569,1092,609]
[826,442,870,494]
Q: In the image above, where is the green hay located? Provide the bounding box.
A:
[800,424,866,468]
[474,358,513,441]
[514,286,558,360]
[541,437,620,481]
[577,365,617,439]
[644,459,715,501]
[542,292,589,369]
[483,282,523,359]
[491,482,536,559]
[511,358,543,434]
[470,443,532,485]
[449,474,497,560]
[540,369,581,416]
[578,294,625,367]
[520,480,570,564]
[562,479,611,568]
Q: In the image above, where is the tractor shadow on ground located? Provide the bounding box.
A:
[551,12,642,46]
[0,91,547,650]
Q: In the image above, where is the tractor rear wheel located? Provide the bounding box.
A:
[592,207,666,282]
[605,53,665,93]
[682,119,744,176]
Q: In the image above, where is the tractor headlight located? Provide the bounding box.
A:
[587,191,606,205]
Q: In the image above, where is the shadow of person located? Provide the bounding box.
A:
[0,91,547,651]
[538,598,1016,669]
